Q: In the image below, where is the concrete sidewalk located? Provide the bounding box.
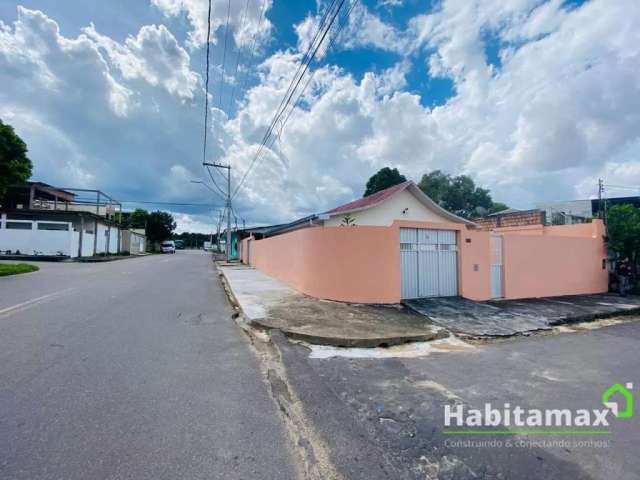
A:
[405,294,640,337]
[218,264,446,347]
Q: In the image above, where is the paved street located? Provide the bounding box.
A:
[0,252,296,480]
[301,320,640,479]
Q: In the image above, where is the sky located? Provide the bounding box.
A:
[1,0,639,233]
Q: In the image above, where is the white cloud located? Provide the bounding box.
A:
[295,2,408,57]
[151,0,273,50]
[0,7,218,232]
[225,0,640,217]
[2,0,640,232]
[173,212,218,233]
[84,23,199,99]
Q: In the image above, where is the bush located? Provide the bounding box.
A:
[0,263,39,277]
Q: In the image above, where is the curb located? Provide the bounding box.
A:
[215,262,415,479]
[217,265,448,348]
[248,317,448,347]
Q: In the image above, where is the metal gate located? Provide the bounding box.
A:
[491,235,503,299]
[401,228,458,299]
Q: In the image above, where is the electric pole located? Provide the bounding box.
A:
[204,162,232,261]
[598,178,606,224]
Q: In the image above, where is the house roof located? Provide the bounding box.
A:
[325,181,475,225]
[261,215,318,238]
[326,181,411,215]
[9,182,76,202]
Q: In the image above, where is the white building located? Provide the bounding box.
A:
[0,182,124,259]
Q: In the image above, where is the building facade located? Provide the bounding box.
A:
[241,182,608,304]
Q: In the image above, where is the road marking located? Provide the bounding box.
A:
[0,288,76,319]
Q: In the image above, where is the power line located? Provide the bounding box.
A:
[227,0,252,112]
[232,0,349,199]
[279,0,359,134]
[603,184,640,191]
[218,0,232,108]
[201,0,213,165]
[230,0,269,112]
[204,164,228,199]
[121,200,223,207]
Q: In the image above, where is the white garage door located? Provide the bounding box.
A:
[400,228,458,299]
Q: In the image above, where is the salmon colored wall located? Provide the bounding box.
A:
[240,237,250,264]
[502,233,608,299]
[458,229,492,300]
[250,225,401,303]
[246,219,607,304]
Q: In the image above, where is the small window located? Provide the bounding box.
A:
[6,221,32,230]
[37,222,69,231]
[400,243,416,251]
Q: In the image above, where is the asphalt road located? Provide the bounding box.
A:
[0,252,297,480]
[305,320,640,479]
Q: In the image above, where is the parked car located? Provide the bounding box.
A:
[174,239,185,250]
[160,240,176,254]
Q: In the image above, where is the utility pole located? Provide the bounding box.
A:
[598,178,607,224]
[204,162,232,261]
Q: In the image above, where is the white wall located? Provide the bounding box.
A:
[0,215,74,256]
[107,226,119,254]
[323,189,455,227]
[96,223,108,254]
[0,214,120,258]
[82,232,95,257]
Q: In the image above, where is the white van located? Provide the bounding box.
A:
[160,240,176,254]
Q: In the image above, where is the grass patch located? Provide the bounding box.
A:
[0,263,40,277]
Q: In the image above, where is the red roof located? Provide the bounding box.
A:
[326,181,412,215]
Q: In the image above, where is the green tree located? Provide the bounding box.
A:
[119,208,148,229]
[146,211,176,244]
[489,202,510,214]
[418,170,503,218]
[0,119,33,199]
[129,209,149,228]
[606,204,640,261]
[364,167,407,197]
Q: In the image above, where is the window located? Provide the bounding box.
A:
[37,222,69,231]
[6,221,32,230]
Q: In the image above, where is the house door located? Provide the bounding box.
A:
[491,235,504,299]
[401,228,458,299]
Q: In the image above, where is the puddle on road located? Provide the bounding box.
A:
[307,335,476,359]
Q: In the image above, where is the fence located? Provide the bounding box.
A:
[242,220,608,304]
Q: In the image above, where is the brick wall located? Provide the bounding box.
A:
[473,209,545,230]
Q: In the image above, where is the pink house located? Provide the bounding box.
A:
[240,181,608,304]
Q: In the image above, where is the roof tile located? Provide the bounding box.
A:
[326,181,412,215]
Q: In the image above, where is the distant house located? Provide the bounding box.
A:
[538,196,640,224]
[121,228,147,255]
[240,181,608,304]
[0,182,127,259]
